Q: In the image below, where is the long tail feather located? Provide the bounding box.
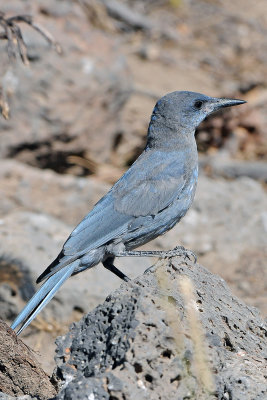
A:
[11,261,78,335]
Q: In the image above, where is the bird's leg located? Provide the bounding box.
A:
[115,246,197,263]
[102,257,131,282]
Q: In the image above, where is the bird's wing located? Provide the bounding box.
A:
[113,149,187,217]
[63,195,130,256]
[66,150,187,253]
[36,196,131,282]
[37,149,187,282]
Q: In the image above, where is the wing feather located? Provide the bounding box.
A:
[113,150,186,216]
[63,195,130,256]
[39,149,187,281]
[65,150,187,255]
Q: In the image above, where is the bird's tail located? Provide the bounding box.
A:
[11,261,78,335]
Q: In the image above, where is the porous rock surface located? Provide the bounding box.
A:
[53,259,267,400]
[0,321,56,399]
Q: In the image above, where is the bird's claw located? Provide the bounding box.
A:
[160,246,197,264]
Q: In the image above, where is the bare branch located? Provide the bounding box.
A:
[29,21,62,54]
[0,12,62,64]
[10,23,29,65]
[0,86,10,119]
[0,11,61,118]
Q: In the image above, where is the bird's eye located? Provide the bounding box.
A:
[194,100,203,109]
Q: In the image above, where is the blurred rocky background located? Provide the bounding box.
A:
[0,0,266,392]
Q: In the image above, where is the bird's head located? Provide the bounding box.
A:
[149,91,246,134]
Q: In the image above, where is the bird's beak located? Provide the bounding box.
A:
[207,97,246,113]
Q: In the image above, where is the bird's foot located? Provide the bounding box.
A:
[114,247,197,263]
[159,246,197,263]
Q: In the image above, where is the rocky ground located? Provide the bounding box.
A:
[0,0,266,398]
[52,259,267,400]
[0,260,266,400]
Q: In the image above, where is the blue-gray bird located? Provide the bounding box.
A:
[11,91,245,334]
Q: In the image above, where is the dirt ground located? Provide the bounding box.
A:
[0,0,266,376]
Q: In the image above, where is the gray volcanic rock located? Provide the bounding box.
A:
[53,259,267,400]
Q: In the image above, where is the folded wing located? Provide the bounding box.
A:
[38,150,187,282]
[113,150,186,216]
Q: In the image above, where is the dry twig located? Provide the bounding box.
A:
[0,11,61,119]
[0,85,9,119]
[0,12,61,64]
